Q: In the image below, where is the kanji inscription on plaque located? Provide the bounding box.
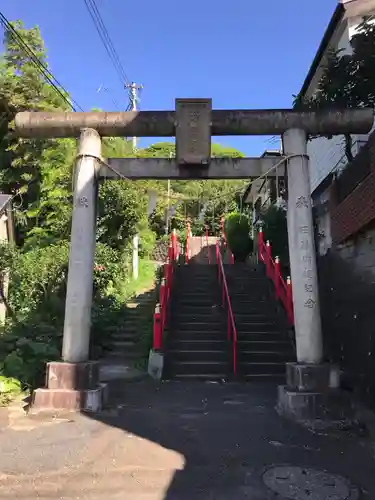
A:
[175,98,211,165]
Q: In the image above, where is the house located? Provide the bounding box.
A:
[297,1,375,404]
[242,149,285,216]
[298,0,375,254]
[301,0,375,193]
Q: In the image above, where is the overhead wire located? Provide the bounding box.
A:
[83,0,132,103]
[0,11,83,111]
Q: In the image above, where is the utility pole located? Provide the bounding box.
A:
[165,151,174,235]
[125,82,143,280]
[125,82,143,152]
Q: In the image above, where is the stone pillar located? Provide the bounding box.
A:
[62,128,100,363]
[283,128,323,364]
[32,129,107,414]
[278,129,342,424]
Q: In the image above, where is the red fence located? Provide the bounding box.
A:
[153,231,179,350]
[258,229,294,326]
[216,240,237,375]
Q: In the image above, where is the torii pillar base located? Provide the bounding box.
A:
[277,362,356,427]
[31,361,108,414]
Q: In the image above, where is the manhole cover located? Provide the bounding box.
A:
[262,466,358,500]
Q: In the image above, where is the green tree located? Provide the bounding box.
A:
[294,16,375,162]
[0,21,74,245]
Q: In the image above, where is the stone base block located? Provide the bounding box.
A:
[277,385,354,423]
[148,349,164,380]
[31,383,108,414]
[31,360,108,414]
[46,361,100,390]
[286,362,340,392]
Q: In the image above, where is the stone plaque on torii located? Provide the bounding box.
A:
[14,101,373,415]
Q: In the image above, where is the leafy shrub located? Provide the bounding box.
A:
[261,205,289,269]
[224,212,253,262]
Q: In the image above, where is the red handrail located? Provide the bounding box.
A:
[216,240,238,375]
[258,229,294,326]
[153,232,178,350]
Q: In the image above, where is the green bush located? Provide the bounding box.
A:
[224,212,253,262]
[261,205,289,269]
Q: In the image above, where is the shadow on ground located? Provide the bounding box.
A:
[85,378,375,499]
[85,249,375,499]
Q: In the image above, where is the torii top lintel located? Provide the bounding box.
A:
[14,98,373,138]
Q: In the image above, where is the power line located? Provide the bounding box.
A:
[0,12,83,111]
[83,0,132,103]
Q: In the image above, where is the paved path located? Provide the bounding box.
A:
[0,381,375,499]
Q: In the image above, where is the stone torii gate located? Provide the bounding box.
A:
[15,100,373,414]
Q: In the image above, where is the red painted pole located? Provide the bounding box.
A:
[265,241,272,279]
[286,276,294,326]
[153,304,162,350]
[258,228,264,261]
[274,256,280,300]
[171,229,177,261]
[159,278,166,330]
[185,220,191,264]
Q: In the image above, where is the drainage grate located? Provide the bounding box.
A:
[262,466,359,500]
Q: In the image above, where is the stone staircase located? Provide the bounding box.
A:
[100,287,157,381]
[164,261,295,382]
[225,263,295,381]
[164,265,229,380]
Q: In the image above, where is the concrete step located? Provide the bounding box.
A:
[171,330,227,341]
[165,373,227,381]
[237,340,293,352]
[174,321,225,330]
[105,350,142,360]
[238,362,287,375]
[166,360,228,377]
[168,350,228,363]
[236,332,290,342]
[168,339,228,350]
[237,351,294,363]
[171,311,223,321]
[235,322,281,332]
[240,373,286,382]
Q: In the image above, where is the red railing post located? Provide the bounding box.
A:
[185,220,191,264]
[274,256,280,300]
[258,227,264,260]
[265,241,272,279]
[171,229,177,261]
[220,216,226,248]
[153,304,162,350]
[159,278,166,330]
[286,276,294,326]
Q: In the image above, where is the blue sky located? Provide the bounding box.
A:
[2,0,338,155]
